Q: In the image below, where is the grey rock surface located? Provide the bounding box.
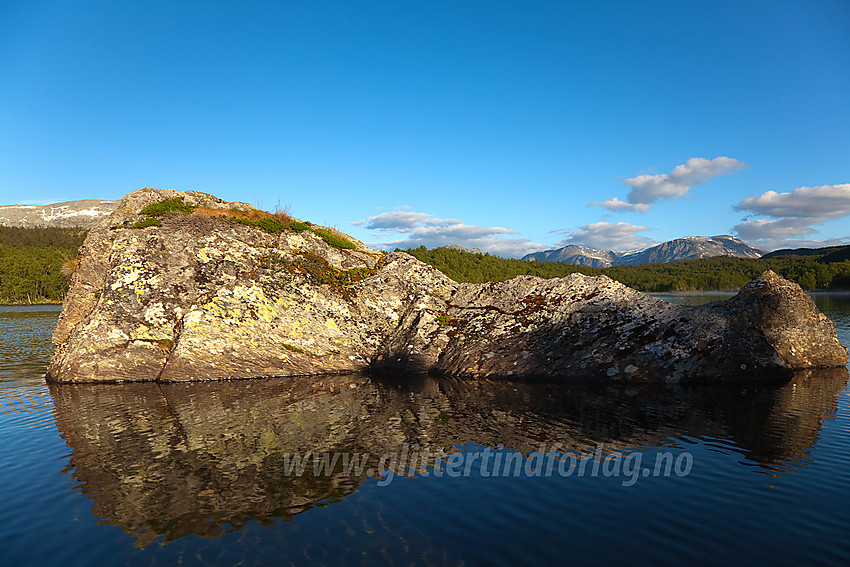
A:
[47,189,847,383]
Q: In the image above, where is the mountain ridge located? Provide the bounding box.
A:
[523,235,764,267]
[0,199,118,228]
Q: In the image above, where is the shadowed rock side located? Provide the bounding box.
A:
[47,188,847,383]
[49,368,849,545]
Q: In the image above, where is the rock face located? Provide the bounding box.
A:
[47,189,848,383]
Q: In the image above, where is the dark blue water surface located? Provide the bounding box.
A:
[1,296,849,566]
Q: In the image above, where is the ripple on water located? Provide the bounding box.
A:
[0,305,59,383]
[0,385,56,429]
[0,306,60,431]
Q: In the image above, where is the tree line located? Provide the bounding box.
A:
[403,246,850,292]
[0,227,87,304]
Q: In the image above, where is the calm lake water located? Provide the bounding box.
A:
[1,295,849,566]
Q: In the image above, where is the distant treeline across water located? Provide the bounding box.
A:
[1,227,848,304]
[404,245,850,292]
[0,227,86,304]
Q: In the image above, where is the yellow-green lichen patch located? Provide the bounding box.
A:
[110,266,143,291]
[256,302,277,323]
[231,284,281,323]
[131,324,157,341]
[203,296,230,318]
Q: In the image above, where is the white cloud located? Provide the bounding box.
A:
[588,197,651,213]
[731,228,850,252]
[357,210,461,231]
[625,157,747,204]
[735,184,850,220]
[733,218,815,241]
[554,221,656,252]
[353,209,545,258]
[733,184,850,246]
[770,237,850,252]
[590,157,747,213]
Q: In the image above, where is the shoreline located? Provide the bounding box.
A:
[0,302,62,307]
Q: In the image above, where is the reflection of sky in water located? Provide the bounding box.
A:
[0,305,61,383]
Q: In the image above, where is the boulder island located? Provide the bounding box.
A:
[47,189,848,383]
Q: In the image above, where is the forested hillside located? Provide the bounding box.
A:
[0,227,87,304]
[404,246,850,292]
[762,245,850,263]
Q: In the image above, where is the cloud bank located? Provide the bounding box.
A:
[353,208,545,258]
[590,157,747,212]
[733,183,850,249]
[553,221,656,252]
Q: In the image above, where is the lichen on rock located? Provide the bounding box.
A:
[47,188,848,383]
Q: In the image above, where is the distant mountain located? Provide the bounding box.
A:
[0,200,118,229]
[618,235,765,265]
[522,245,617,268]
[522,236,764,267]
[445,243,483,254]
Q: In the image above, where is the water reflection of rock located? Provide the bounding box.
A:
[49,367,848,545]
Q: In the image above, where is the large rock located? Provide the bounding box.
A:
[47,189,848,383]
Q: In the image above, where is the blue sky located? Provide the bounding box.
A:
[1,0,848,255]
